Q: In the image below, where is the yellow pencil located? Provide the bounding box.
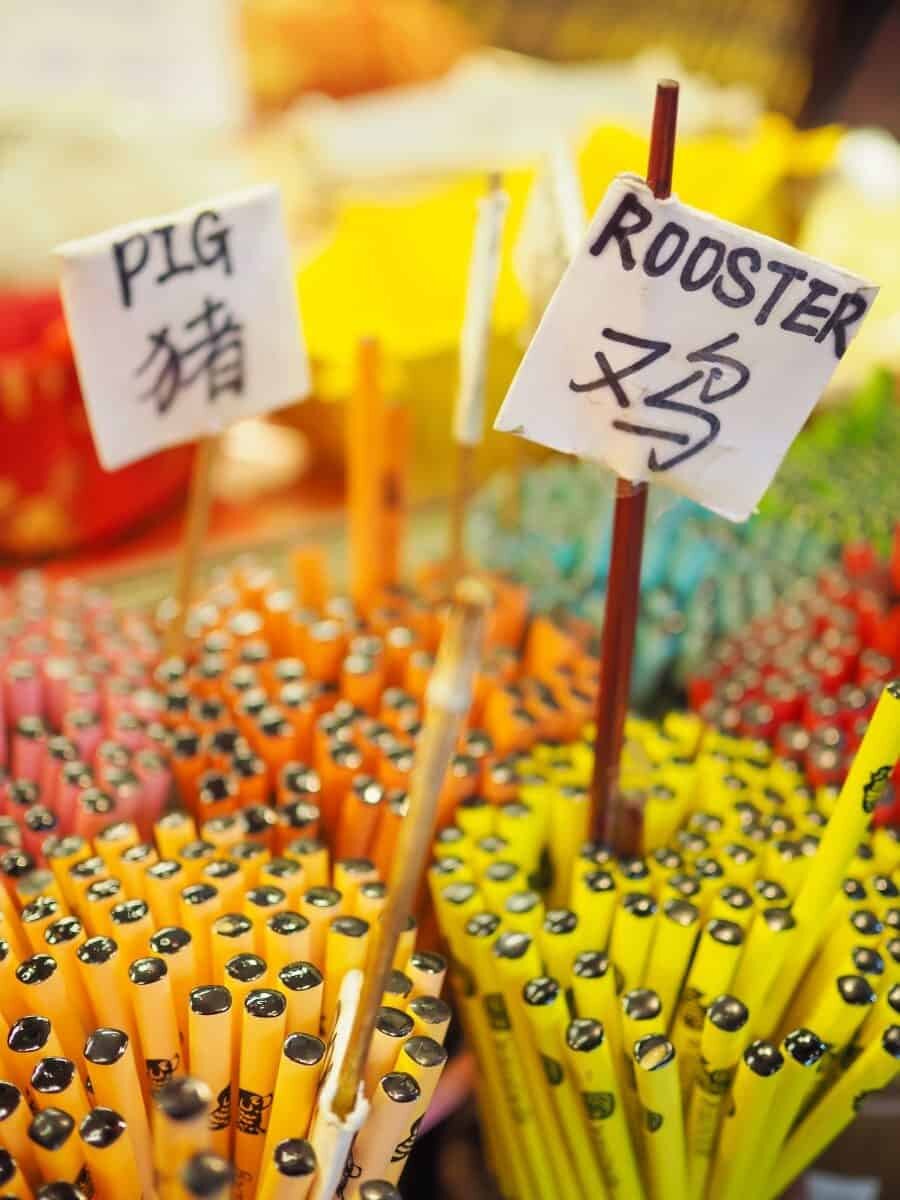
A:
[706,1039,784,1200]
[642,900,700,1031]
[671,919,744,1096]
[768,1025,900,1198]
[261,1032,325,1170]
[520,976,604,1195]
[188,985,234,1158]
[176,1150,234,1199]
[277,962,324,1037]
[152,1076,213,1196]
[0,1080,38,1188]
[79,1107,145,1200]
[685,994,748,1200]
[609,893,658,994]
[234,989,287,1199]
[0,1146,33,1200]
[563,1016,644,1200]
[257,1138,317,1200]
[749,1029,828,1189]
[632,1035,687,1200]
[82,1029,154,1198]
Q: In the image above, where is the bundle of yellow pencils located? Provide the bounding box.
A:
[432,682,900,1199]
[0,793,449,1199]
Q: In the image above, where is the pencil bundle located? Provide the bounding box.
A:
[469,458,833,703]
[0,557,522,866]
[468,370,900,711]
[0,571,167,855]
[0,795,449,1198]
[431,681,900,1199]
[0,570,501,1199]
[689,555,900,799]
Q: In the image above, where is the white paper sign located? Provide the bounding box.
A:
[514,142,585,322]
[453,185,509,446]
[57,184,309,471]
[495,174,878,521]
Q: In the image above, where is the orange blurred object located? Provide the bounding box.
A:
[241,0,476,113]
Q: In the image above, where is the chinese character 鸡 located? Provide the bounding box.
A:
[568,328,750,471]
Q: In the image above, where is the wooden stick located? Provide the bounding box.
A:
[332,578,490,1120]
[168,436,217,658]
[448,173,507,584]
[591,80,680,854]
[448,441,476,581]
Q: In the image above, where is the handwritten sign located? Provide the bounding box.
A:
[453,184,509,446]
[495,174,878,520]
[57,185,309,471]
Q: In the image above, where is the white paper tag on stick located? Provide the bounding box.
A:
[453,184,509,446]
[495,173,878,521]
[514,142,585,322]
[57,184,310,471]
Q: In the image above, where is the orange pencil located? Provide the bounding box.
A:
[379,402,409,590]
[347,338,386,616]
[370,791,408,881]
[290,546,330,614]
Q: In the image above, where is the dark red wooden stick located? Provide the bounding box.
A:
[590,80,680,854]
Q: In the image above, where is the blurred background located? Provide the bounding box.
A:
[0,0,896,585]
[0,3,899,1196]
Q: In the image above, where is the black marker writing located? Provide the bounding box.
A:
[136,296,244,415]
[568,327,749,472]
[589,189,869,357]
[112,209,233,308]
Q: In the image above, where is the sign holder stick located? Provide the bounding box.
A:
[348,338,387,615]
[331,579,488,1121]
[169,435,217,657]
[448,172,505,584]
[448,439,476,583]
[590,79,680,853]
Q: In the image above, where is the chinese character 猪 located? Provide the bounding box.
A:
[136,296,244,415]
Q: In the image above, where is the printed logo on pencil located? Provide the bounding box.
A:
[209,1082,232,1130]
[236,1088,273,1135]
[540,1054,564,1086]
[861,764,890,813]
[680,987,705,1030]
[336,1148,362,1198]
[484,993,512,1031]
[644,1109,663,1133]
[390,1116,423,1163]
[696,1058,733,1096]
[582,1090,615,1120]
[233,1167,254,1200]
[146,1053,180,1091]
